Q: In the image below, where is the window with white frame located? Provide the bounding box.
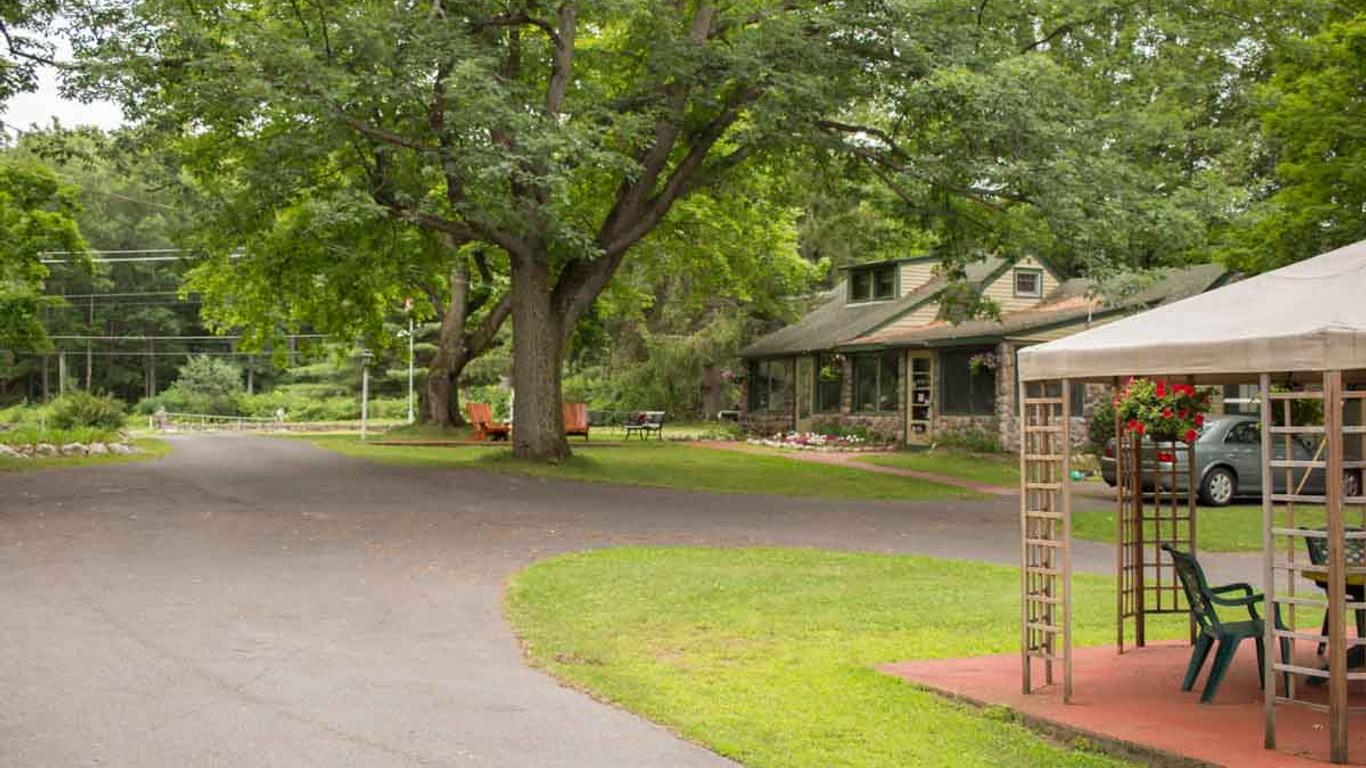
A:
[1013,268,1043,298]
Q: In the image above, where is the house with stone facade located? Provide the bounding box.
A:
[738,255,1231,451]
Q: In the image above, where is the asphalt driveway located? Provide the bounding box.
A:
[0,435,1259,767]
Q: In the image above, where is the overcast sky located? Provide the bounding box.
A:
[2,37,125,134]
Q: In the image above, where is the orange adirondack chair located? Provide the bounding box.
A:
[563,402,590,441]
[466,402,511,442]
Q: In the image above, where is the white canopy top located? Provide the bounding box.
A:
[1018,239,1366,382]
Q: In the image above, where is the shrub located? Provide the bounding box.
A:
[49,391,127,430]
[465,384,512,421]
[934,425,1002,453]
[157,356,245,415]
[1,424,119,446]
[810,418,873,441]
[1087,399,1116,455]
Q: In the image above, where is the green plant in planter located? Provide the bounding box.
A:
[1113,378,1212,443]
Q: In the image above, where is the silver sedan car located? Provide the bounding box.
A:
[1100,415,1363,506]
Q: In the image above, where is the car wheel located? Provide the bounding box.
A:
[1201,467,1236,507]
[1345,470,1363,499]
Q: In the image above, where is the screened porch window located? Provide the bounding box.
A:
[815,353,844,412]
[852,350,899,412]
[940,347,996,415]
[748,359,792,412]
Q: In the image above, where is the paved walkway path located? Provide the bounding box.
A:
[0,435,1259,767]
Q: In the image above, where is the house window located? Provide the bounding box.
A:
[814,353,844,413]
[852,350,899,412]
[848,263,897,303]
[940,347,996,415]
[1013,268,1043,298]
[748,359,791,412]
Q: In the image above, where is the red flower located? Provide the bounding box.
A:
[1176,384,1195,397]
[1185,429,1198,444]
[1162,408,1174,419]
[1179,409,1189,419]
[1155,380,1167,398]
[1194,413,1205,427]
[1126,419,1140,433]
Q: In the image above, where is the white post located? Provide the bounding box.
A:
[361,350,371,441]
[407,316,415,425]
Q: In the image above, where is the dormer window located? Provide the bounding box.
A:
[1013,268,1043,298]
[849,263,897,303]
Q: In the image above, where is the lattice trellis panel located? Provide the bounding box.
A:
[1116,430,1196,651]
[1020,380,1072,700]
[1264,374,1366,764]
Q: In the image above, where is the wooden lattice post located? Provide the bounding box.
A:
[1020,378,1072,701]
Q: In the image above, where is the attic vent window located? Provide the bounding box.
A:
[849,264,897,303]
[1013,268,1043,298]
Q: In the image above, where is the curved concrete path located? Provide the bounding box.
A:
[0,435,1261,767]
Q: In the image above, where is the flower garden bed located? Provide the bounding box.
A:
[747,431,895,453]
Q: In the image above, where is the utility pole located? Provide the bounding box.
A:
[58,353,67,394]
[360,349,372,441]
[85,295,93,391]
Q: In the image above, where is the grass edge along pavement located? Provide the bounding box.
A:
[505,546,1192,768]
[853,449,1021,489]
[0,437,170,472]
[1073,504,1327,553]
[301,435,981,502]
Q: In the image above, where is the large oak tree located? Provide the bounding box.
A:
[79,0,1328,458]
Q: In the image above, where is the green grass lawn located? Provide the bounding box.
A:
[376,420,740,442]
[855,449,1020,487]
[1073,504,1330,552]
[304,435,977,502]
[0,437,170,472]
[506,547,1190,768]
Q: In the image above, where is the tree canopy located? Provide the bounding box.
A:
[1232,6,1366,272]
[67,0,1354,457]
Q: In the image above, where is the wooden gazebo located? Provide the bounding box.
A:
[1016,239,1366,764]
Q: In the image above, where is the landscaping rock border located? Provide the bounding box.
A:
[0,440,140,460]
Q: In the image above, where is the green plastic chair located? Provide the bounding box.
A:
[1163,544,1290,703]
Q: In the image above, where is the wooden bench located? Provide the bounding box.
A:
[466,402,511,442]
[563,402,590,441]
[623,410,665,440]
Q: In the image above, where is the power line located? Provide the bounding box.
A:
[39,248,243,264]
[40,248,186,256]
[10,350,289,357]
[47,334,328,342]
[45,291,186,299]
[42,255,188,264]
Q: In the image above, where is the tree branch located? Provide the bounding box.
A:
[463,291,512,356]
[473,12,563,48]
[544,4,576,116]
[340,114,438,153]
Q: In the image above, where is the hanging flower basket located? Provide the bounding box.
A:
[969,351,998,376]
[1113,378,1211,444]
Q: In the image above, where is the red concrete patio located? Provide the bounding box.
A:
[883,642,1366,766]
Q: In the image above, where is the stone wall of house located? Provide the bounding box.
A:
[997,342,1112,453]
[995,342,1018,452]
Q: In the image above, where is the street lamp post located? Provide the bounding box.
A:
[401,298,416,425]
[360,349,372,441]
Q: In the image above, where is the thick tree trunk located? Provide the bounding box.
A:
[422,260,474,427]
[420,254,514,427]
[510,251,569,461]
